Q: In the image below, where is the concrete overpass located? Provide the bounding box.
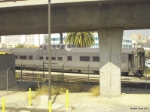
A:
[0,0,150,97]
[0,0,150,35]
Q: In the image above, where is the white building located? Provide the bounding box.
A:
[50,33,132,48]
[50,33,66,44]
[49,33,132,48]
[122,36,132,48]
[0,34,45,48]
[0,33,132,48]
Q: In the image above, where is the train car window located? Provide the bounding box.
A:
[29,56,33,60]
[39,57,43,60]
[80,56,90,61]
[15,55,18,59]
[52,57,56,60]
[46,57,49,60]
[67,44,71,48]
[20,56,27,60]
[93,57,99,62]
[58,57,63,60]
[61,45,65,49]
[67,56,72,61]
[43,45,47,49]
[56,45,61,49]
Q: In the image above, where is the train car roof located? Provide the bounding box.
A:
[66,48,99,53]
[67,47,145,54]
[122,48,145,53]
[121,48,137,53]
[10,48,39,53]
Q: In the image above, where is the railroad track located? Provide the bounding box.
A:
[14,70,150,91]
[15,70,150,83]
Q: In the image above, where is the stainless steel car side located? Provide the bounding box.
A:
[0,44,145,77]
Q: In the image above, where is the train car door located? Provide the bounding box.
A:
[128,53,134,75]
[134,48,145,77]
[138,52,145,71]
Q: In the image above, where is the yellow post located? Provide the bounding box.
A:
[66,90,69,108]
[15,73,19,78]
[49,100,52,112]
[2,97,5,112]
[28,88,32,106]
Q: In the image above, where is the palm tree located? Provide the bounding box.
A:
[65,32,95,47]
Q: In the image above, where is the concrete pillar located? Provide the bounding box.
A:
[60,33,63,44]
[98,28,123,97]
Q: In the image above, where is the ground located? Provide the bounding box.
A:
[0,85,150,112]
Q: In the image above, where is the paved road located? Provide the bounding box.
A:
[0,107,49,112]
[0,107,68,112]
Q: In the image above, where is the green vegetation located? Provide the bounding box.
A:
[145,50,150,58]
[15,43,26,48]
[14,43,38,48]
[65,32,95,47]
[33,82,85,98]
[27,45,38,48]
[144,66,150,75]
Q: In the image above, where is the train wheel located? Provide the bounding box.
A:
[136,71,143,78]
[121,72,128,76]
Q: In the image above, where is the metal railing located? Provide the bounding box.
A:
[0,67,13,94]
[16,63,99,88]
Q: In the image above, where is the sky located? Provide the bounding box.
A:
[124,29,150,37]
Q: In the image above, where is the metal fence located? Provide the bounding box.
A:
[0,67,14,94]
[15,62,99,90]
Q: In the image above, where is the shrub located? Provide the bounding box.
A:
[89,85,100,96]
[33,82,85,98]
[144,67,150,75]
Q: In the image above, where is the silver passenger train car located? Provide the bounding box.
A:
[0,44,145,77]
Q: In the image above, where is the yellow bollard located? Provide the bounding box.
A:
[28,88,32,106]
[2,97,5,112]
[15,73,19,79]
[66,90,69,108]
[49,100,52,112]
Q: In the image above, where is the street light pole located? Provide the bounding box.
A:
[48,0,51,100]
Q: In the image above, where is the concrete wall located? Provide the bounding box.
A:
[0,54,16,90]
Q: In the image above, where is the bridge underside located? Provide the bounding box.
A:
[0,1,150,35]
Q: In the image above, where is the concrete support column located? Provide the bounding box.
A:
[60,33,63,44]
[98,28,123,97]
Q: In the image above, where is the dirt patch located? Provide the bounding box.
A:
[0,85,150,112]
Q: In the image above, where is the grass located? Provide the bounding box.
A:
[32,81,101,98]
[89,85,100,96]
[33,82,85,98]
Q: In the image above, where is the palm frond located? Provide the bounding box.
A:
[64,31,95,47]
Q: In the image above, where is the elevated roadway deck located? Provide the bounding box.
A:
[0,0,150,35]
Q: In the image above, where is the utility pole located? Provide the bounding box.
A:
[48,0,51,100]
